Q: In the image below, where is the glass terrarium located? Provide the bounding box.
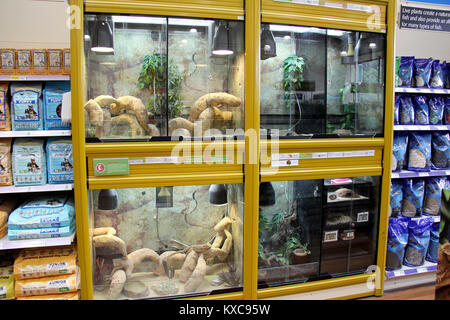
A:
[260,24,386,138]
[257,176,380,288]
[89,183,244,299]
[83,14,244,141]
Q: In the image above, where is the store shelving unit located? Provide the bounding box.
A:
[0,75,70,81]
[0,130,71,138]
[0,183,73,194]
[0,232,75,250]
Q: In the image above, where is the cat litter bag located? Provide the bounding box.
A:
[407,132,432,171]
[8,222,75,240]
[46,137,73,184]
[413,58,433,88]
[399,95,414,125]
[8,195,75,229]
[43,81,71,130]
[10,82,43,130]
[392,132,408,172]
[398,56,414,87]
[402,178,425,217]
[403,216,434,267]
[394,95,400,125]
[426,221,440,263]
[445,97,450,124]
[390,180,403,217]
[423,177,446,215]
[430,59,444,88]
[386,216,410,271]
[413,95,429,125]
[431,132,449,169]
[12,138,46,186]
[428,96,444,125]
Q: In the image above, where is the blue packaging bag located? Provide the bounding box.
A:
[8,222,75,240]
[426,221,440,263]
[390,180,403,217]
[398,56,414,87]
[12,138,47,186]
[430,60,444,88]
[413,58,433,88]
[428,96,444,125]
[10,82,43,131]
[43,81,71,130]
[403,216,434,267]
[400,95,414,125]
[386,216,410,271]
[413,95,429,125]
[423,177,446,215]
[445,97,450,125]
[8,195,75,229]
[394,95,400,125]
[431,132,449,170]
[408,132,432,171]
[402,178,425,217]
[46,137,73,184]
[392,132,408,172]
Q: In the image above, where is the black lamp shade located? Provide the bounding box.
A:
[212,21,233,56]
[260,26,276,60]
[98,189,118,210]
[259,182,275,206]
[91,16,114,53]
[209,184,228,205]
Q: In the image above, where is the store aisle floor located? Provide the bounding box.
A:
[359,284,436,300]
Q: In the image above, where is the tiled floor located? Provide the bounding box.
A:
[359,284,436,300]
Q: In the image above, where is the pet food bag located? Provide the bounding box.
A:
[10,82,43,130]
[14,245,77,280]
[423,177,446,215]
[425,221,440,263]
[8,223,75,240]
[413,95,429,125]
[31,49,47,75]
[431,132,449,169]
[46,138,73,184]
[413,58,433,88]
[0,265,15,300]
[403,216,434,267]
[63,49,70,75]
[386,216,410,271]
[0,198,18,239]
[399,95,414,124]
[15,272,79,297]
[15,49,32,75]
[16,292,80,300]
[47,49,62,75]
[407,132,432,171]
[12,138,47,186]
[430,60,444,88]
[398,56,414,87]
[8,195,74,229]
[0,49,15,74]
[402,178,425,217]
[390,180,403,217]
[445,97,450,125]
[0,138,13,186]
[392,132,408,171]
[0,82,11,131]
[43,81,71,130]
[428,96,444,125]
[394,95,400,125]
[441,61,448,88]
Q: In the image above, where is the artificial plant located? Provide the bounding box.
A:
[137,52,184,118]
[283,54,306,109]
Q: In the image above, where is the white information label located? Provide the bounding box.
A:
[347,3,371,12]
[128,159,144,165]
[271,153,300,161]
[327,152,345,158]
[312,152,328,159]
[271,159,299,167]
[292,0,319,5]
[325,2,344,8]
[145,156,179,164]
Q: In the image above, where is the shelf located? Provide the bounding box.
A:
[394,124,450,131]
[386,260,437,279]
[0,74,70,81]
[0,232,75,250]
[0,130,72,138]
[395,87,450,94]
[0,183,73,194]
[391,169,450,179]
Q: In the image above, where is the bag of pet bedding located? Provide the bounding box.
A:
[390,180,403,217]
[425,221,440,263]
[386,216,410,271]
[0,82,11,131]
[12,138,46,186]
[8,194,74,230]
[413,58,433,88]
[10,82,43,130]
[403,216,434,267]
[46,138,73,184]
[399,95,414,125]
[423,177,446,216]
[431,132,449,170]
[428,96,444,125]
[43,81,71,130]
[413,95,429,125]
[402,178,425,217]
[14,272,79,297]
[397,56,414,87]
[0,138,13,186]
[0,265,15,300]
[407,132,432,172]
[8,223,75,240]
[392,132,408,172]
[0,198,18,239]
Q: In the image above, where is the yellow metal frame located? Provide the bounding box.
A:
[70,0,397,300]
